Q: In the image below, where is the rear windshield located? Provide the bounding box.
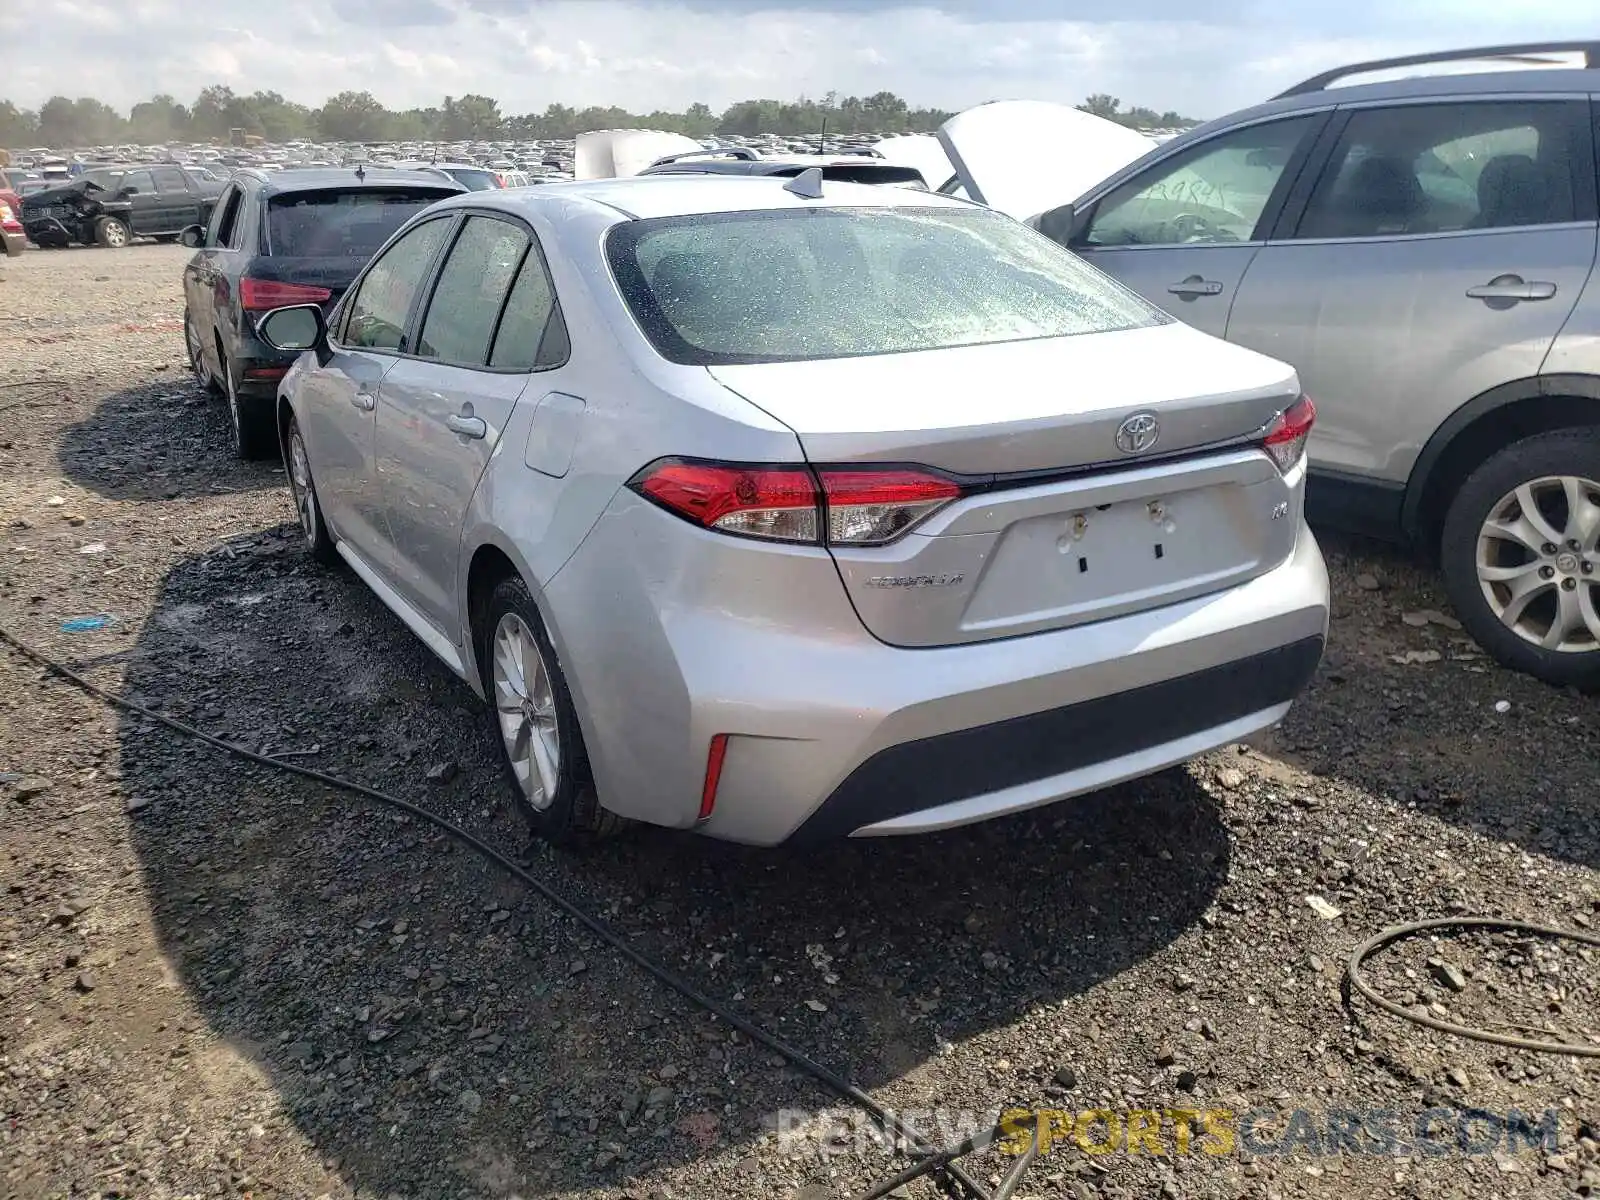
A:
[444,168,498,191]
[606,206,1166,365]
[267,188,454,258]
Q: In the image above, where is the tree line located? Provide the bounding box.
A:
[0,86,1199,149]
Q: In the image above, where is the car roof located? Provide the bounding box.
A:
[1155,62,1600,160]
[426,173,975,222]
[246,167,466,196]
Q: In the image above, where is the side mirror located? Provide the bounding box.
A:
[1036,202,1078,246]
[257,304,327,354]
[119,184,139,196]
[178,224,205,249]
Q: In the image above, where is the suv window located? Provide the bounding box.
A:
[342,217,453,352]
[1082,115,1318,247]
[120,169,155,195]
[416,215,529,366]
[152,167,188,194]
[489,240,569,371]
[268,187,454,259]
[208,185,243,248]
[1295,101,1590,239]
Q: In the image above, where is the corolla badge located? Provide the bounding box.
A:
[1114,412,1161,455]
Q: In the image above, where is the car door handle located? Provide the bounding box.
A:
[1168,276,1224,298]
[1466,275,1557,302]
[445,413,487,439]
[351,388,376,412]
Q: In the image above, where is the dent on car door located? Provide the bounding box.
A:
[1063,112,1329,339]
[294,215,456,564]
[1226,98,1598,487]
[374,213,561,635]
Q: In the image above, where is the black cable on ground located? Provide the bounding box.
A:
[0,623,991,1200]
[1346,916,1600,1057]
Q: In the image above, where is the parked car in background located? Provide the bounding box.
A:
[255,173,1330,846]
[20,163,225,247]
[638,147,933,188]
[0,167,24,257]
[180,166,463,459]
[941,42,1600,688]
[391,161,504,191]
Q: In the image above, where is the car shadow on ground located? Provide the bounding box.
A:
[56,375,285,501]
[1266,529,1600,871]
[115,530,1230,1198]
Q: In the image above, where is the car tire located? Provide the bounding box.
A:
[93,217,130,248]
[477,574,622,846]
[222,355,278,461]
[184,310,221,395]
[283,413,339,566]
[1440,428,1600,690]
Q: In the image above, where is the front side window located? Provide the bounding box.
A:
[120,170,155,195]
[1295,101,1589,240]
[608,205,1164,366]
[416,216,529,366]
[1083,115,1318,247]
[342,217,452,352]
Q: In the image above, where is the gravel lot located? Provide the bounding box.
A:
[1,243,1596,1200]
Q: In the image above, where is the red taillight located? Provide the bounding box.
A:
[699,733,729,821]
[239,277,332,311]
[634,461,819,542]
[243,365,289,380]
[821,469,962,544]
[628,459,963,545]
[1261,395,1316,473]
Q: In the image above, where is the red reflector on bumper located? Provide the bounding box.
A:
[699,734,729,822]
[243,366,289,380]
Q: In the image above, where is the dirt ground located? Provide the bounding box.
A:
[0,242,1596,1200]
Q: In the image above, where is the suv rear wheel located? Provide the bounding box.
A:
[222,354,278,461]
[1441,429,1600,690]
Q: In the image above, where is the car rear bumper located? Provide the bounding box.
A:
[545,498,1330,846]
[1,229,22,257]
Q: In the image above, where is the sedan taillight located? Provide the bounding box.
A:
[1261,395,1316,474]
[628,459,963,546]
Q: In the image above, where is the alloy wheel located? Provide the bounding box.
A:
[1475,474,1600,652]
[491,612,562,811]
[287,427,318,545]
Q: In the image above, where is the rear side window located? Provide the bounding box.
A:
[342,217,453,351]
[416,216,528,366]
[208,186,243,248]
[1294,101,1594,239]
[267,188,454,258]
[607,206,1164,366]
[153,167,188,194]
[489,241,569,371]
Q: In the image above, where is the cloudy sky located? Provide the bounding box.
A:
[5,0,1596,119]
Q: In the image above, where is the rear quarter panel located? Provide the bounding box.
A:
[453,198,804,691]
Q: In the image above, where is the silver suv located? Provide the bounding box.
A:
[950,43,1600,688]
[256,174,1329,845]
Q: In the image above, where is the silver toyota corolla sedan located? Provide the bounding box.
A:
[255,172,1331,846]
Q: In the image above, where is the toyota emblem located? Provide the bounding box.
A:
[1114,412,1160,455]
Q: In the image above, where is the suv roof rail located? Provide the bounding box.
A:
[233,167,270,184]
[1276,40,1600,98]
[647,147,762,168]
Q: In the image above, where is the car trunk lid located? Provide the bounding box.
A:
[708,323,1305,647]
